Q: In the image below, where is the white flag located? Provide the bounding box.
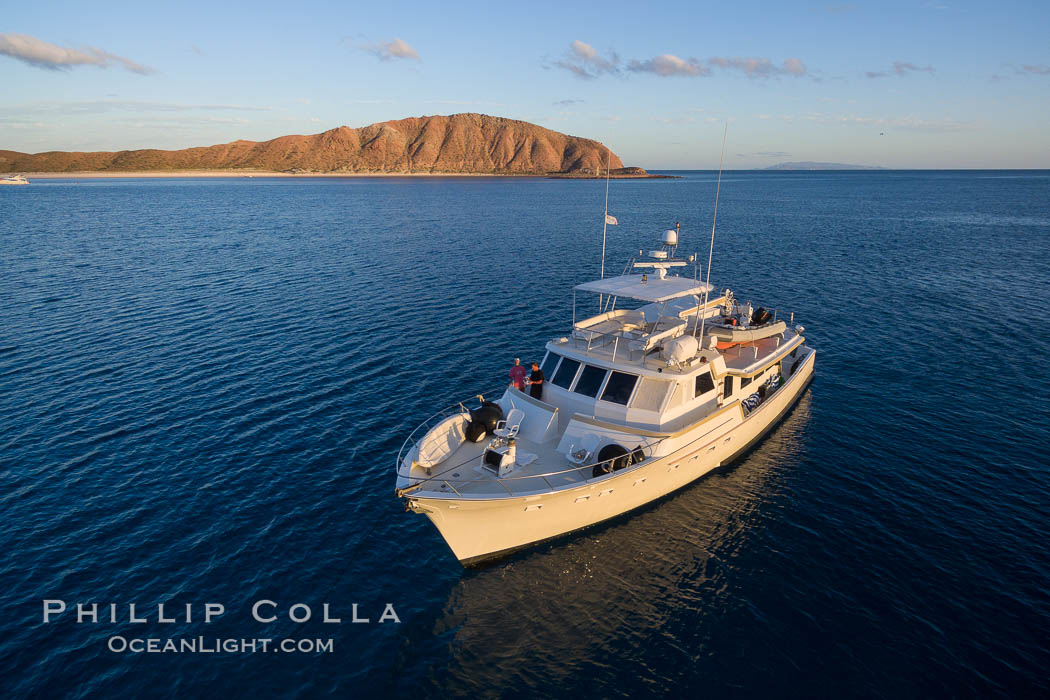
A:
[605,214,618,225]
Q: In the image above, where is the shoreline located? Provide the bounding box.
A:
[20,170,672,180]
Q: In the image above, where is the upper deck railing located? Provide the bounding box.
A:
[394,393,667,498]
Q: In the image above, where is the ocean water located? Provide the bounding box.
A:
[2,171,1048,698]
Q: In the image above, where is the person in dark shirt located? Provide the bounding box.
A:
[527,361,544,400]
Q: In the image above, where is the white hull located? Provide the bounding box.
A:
[407,349,815,564]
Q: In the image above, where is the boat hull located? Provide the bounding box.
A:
[406,349,815,565]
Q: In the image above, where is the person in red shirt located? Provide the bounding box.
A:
[509,358,527,391]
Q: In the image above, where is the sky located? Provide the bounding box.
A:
[1,0,1048,169]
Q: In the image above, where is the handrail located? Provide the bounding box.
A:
[395,348,813,499]
[394,387,503,474]
[397,433,667,491]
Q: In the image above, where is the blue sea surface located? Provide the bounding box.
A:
[2,171,1049,698]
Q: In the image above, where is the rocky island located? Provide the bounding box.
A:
[1,113,660,178]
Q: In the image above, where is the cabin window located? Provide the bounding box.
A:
[631,378,670,411]
[551,358,581,389]
[573,364,607,398]
[600,371,638,405]
[723,376,734,399]
[741,375,752,389]
[695,372,715,397]
[541,352,560,379]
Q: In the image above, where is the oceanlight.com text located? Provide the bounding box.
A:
[107,636,334,654]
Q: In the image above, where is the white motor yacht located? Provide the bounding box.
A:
[395,227,815,565]
[0,174,29,185]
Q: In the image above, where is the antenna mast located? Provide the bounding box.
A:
[599,152,611,310]
[697,123,728,344]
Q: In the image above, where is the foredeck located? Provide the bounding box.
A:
[406,433,591,497]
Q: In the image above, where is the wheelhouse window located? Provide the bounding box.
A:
[540,352,560,379]
[600,371,638,405]
[695,372,715,397]
[631,377,670,411]
[741,375,752,389]
[551,357,581,389]
[723,376,734,399]
[573,364,607,398]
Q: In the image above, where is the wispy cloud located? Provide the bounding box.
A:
[651,114,699,124]
[737,151,791,158]
[866,61,934,78]
[708,56,808,77]
[2,100,270,116]
[552,41,808,80]
[823,3,857,13]
[426,99,507,107]
[629,54,707,77]
[553,40,619,79]
[0,33,154,74]
[361,38,420,62]
[1020,64,1050,75]
[553,99,585,106]
[789,111,973,132]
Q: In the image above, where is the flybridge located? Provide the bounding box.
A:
[577,225,712,303]
[574,275,712,303]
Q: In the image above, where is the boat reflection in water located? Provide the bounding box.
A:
[421,394,811,694]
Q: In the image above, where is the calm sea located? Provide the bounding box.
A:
[2,171,1048,698]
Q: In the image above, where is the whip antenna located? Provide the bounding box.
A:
[599,151,611,310]
[696,123,728,343]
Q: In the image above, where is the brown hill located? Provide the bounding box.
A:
[0,113,630,175]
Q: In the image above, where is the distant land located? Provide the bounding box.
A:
[0,113,660,178]
[763,162,885,170]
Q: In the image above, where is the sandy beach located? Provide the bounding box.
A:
[21,170,546,179]
[21,170,669,180]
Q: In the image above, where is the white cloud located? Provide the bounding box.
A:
[363,38,420,62]
[571,40,597,60]
[0,33,153,74]
[628,54,707,77]
[1021,64,1050,75]
[553,40,619,79]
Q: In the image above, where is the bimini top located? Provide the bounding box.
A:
[575,274,714,303]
